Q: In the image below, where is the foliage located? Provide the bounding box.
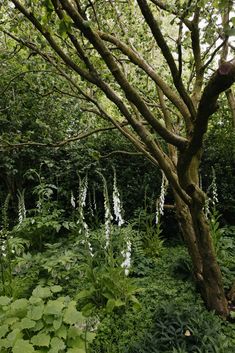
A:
[209,208,223,256]
[202,124,235,223]
[128,305,229,353]
[0,285,95,353]
[90,245,235,353]
[76,263,141,317]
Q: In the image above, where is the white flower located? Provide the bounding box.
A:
[156,172,167,223]
[121,239,131,276]
[113,169,124,227]
[71,191,76,208]
[159,173,167,215]
[88,241,94,257]
[155,202,159,225]
[104,182,113,249]
[80,174,88,208]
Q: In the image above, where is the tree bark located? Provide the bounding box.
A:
[174,192,228,316]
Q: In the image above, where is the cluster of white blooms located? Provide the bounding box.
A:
[80,174,88,208]
[104,192,113,249]
[113,169,124,227]
[17,190,26,224]
[121,239,132,276]
[87,240,94,257]
[77,175,93,257]
[211,172,218,206]
[1,239,6,257]
[97,171,113,249]
[204,168,218,219]
[71,191,76,208]
[156,172,167,224]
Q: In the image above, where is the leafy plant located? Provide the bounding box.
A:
[132,207,164,257]
[76,263,141,316]
[128,304,229,353]
[209,208,223,256]
[0,285,95,353]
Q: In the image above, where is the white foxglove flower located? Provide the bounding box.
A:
[211,170,218,205]
[97,171,113,249]
[155,202,159,225]
[88,241,94,257]
[71,191,76,208]
[80,174,88,208]
[17,190,26,224]
[121,239,131,276]
[156,172,167,223]
[159,172,167,215]
[113,168,124,227]
[104,204,113,249]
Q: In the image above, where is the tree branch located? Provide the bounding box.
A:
[11,0,95,83]
[98,30,191,125]
[59,0,188,150]
[137,0,196,120]
[179,59,235,174]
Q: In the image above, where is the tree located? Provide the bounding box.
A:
[1,0,235,317]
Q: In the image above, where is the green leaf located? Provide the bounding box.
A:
[76,290,93,300]
[48,337,65,353]
[106,299,115,312]
[55,324,67,339]
[44,299,65,316]
[31,333,50,347]
[7,329,22,344]
[67,326,83,339]
[20,318,36,330]
[29,297,43,305]
[227,27,235,36]
[230,311,235,318]
[0,338,11,349]
[53,317,62,331]
[27,303,44,321]
[50,285,62,293]
[86,332,96,343]
[32,286,52,299]
[13,339,35,353]
[43,0,54,11]
[106,298,124,312]
[80,302,96,316]
[58,21,68,38]
[0,296,11,306]
[5,317,19,327]
[10,299,28,317]
[31,320,44,332]
[67,335,84,349]
[63,301,84,325]
[67,349,86,353]
[0,325,9,339]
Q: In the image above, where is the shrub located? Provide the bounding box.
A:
[128,305,229,353]
[0,285,95,353]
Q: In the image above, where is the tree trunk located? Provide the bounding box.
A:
[174,151,229,317]
[174,193,229,316]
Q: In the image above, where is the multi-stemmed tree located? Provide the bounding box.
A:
[1,0,235,317]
